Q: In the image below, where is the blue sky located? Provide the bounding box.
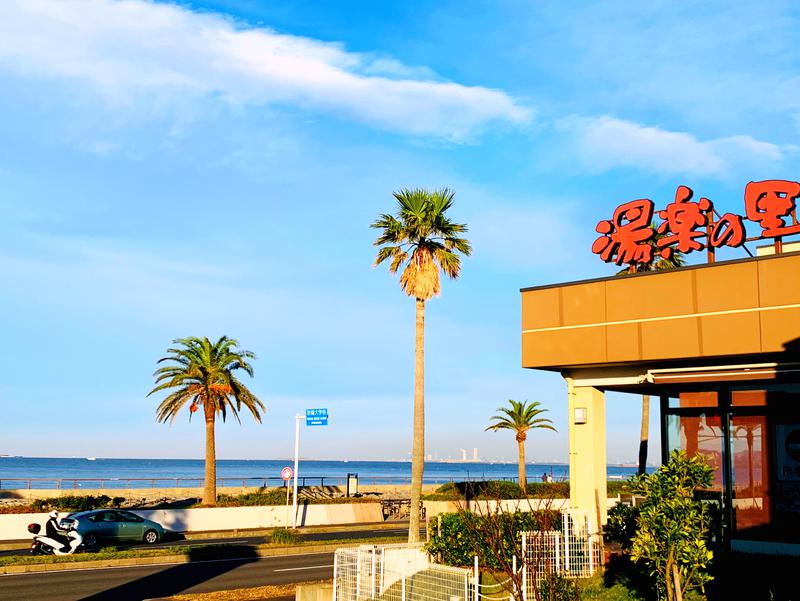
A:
[0,0,797,463]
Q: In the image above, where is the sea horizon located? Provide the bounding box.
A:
[0,456,651,490]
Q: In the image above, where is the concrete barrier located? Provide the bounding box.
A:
[0,502,384,541]
[297,582,334,601]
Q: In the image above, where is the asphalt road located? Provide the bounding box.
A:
[0,550,335,601]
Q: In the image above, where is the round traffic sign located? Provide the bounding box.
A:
[281,466,294,481]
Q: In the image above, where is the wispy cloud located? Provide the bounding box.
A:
[0,0,530,140]
[557,115,787,176]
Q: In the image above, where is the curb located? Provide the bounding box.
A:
[0,541,371,575]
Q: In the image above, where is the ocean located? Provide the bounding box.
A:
[0,457,644,490]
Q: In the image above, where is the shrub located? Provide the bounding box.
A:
[630,450,714,601]
[271,527,299,544]
[426,510,560,569]
[30,495,118,512]
[215,489,288,507]
[604,502,639,550]
[423,480,570,501]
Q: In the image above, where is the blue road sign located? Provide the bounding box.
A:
[306,408,329,426]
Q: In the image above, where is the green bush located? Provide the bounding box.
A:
[426,510,560,569]
[425,480,630,501]
[30,495,119,512]
[630,451,714,601]
[423,480,570,500]
[271,527,299,544]
[605,502,639,549]
[215,488,288,507]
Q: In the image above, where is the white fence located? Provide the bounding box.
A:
[334,544,473,601]
[522,510,603,592]
[334,511,603,601]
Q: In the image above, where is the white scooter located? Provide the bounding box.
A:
[29,515,84,555]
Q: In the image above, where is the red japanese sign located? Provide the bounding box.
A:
[593,180,798,267]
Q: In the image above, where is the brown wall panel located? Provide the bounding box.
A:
[758,254,800,307]
[640,317,701,360]
[606,323,640,363]
[695,262,759,312]
[605,270,694,321]
[760,307,800,352]
[521,253,800,368]
[521,287,561,331]
[561,282,606,326]
[700,313,761,357]
[522,327,606,368]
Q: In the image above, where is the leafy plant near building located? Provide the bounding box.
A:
[426,510,559,570]
[629,450,714,601]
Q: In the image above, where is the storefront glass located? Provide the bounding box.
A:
[664,384,800,544]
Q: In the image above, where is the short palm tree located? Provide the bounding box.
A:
[486,400,556,493]
[372,188,471,542]
[148,336,265,506]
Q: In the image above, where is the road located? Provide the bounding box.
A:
[0,550,335,600]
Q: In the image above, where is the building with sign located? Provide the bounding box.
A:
[522,182,800,555]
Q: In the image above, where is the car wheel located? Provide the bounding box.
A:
[143,529,159,544]
[83,533,97,548]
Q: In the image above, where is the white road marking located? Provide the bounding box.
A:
[273,564,333,572]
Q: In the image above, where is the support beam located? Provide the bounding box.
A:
[565,378,607,531]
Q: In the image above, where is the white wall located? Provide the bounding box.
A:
[0,503,384,541]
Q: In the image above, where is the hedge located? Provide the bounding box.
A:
[426,510,560,569]
[424,480,632,501]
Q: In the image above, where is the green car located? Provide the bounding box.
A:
[62,509,166,546]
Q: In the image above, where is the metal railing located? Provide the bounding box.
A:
[0,475,508,490]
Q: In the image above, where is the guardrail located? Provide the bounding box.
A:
[0,475,519,490]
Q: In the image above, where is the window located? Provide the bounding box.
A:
[119,511,143,523]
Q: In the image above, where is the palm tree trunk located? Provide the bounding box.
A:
[409,298,425,543]
[517,438,527,494]
[638,395,650,476]
[203,413,217,506]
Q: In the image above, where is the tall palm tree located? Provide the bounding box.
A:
[371,188,471,543]
[148,336,265,506]
[617,224,686,475]
[486,400,556,493]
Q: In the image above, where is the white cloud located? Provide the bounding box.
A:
[0,0,530,140]
[557,115,786,176]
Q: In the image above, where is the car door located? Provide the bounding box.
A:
[115,511,144,541]
[86,511,115,539]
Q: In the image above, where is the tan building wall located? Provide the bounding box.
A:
[522,252,800,369]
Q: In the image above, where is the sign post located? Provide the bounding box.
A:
[291,408,329,528]
[281,466,293,528]
[292,414,301,528]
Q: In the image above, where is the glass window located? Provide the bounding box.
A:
[668,391,718,409]
[666,412,724,491]
[119,511,143,523]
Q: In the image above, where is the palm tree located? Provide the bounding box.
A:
[148,336,265,506]
[486,400,556,493]
[371,188,471,543]
[617,224,686,475]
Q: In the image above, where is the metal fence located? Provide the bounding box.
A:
[334,544,473,601]
[522,510,603,591]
